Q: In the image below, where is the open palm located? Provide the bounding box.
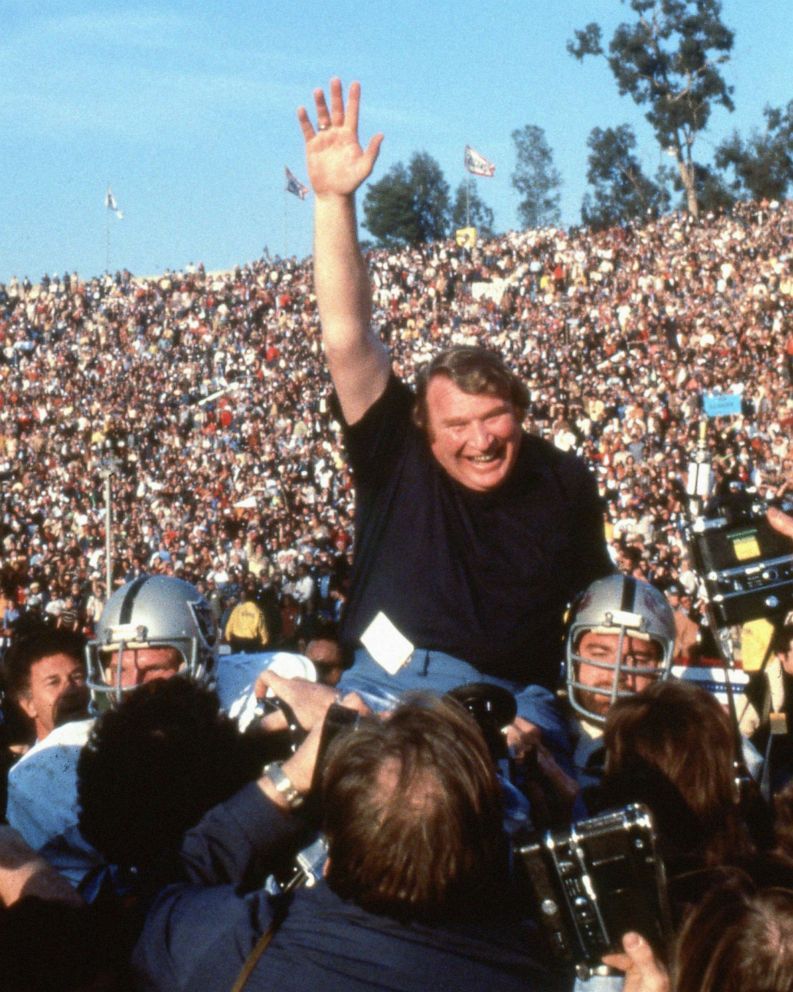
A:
[298,79,383,198]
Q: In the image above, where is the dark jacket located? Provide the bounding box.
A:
[133,783,566,992]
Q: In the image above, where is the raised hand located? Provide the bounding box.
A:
[297,78,383,199]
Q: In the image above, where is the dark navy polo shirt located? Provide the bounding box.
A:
[337,376,611,689]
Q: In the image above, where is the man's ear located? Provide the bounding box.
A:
[17,692,37,721]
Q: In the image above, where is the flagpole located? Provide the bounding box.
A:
[466,178,470,228]
[283,189,289,258]
[105,184,111,272]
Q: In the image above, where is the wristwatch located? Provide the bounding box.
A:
[262,761,304,810]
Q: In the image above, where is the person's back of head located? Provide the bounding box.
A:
[675,865,793,992]
[77,676,262,874]
[322,693,506,921]
[602,679,753,866]
[770,622,793,659]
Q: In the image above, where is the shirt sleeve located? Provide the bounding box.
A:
[178,782,305,890]
[331,373,416,487]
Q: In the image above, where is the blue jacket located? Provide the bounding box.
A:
[133,783,568,992]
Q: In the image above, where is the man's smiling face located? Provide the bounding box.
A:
[425,376,522,493]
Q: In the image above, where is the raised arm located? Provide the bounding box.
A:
[298,78,390,424]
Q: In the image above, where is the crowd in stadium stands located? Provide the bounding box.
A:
[0,198,791,659]
[0,195,791,991]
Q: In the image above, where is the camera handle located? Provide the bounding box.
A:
[706,623,776,850]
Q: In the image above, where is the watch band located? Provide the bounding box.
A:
[262,761,304,809]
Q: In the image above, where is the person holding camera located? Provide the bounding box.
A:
[132,684,567,992]
[740,622,793,790]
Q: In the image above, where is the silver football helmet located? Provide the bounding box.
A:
[86,575,218,706]
[566,574,675,724]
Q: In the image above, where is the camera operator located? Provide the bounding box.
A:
[740,623,793,790]
[601,859,793,992]
[133,687,568,992]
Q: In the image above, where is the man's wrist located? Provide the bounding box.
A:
[260,761,304,811]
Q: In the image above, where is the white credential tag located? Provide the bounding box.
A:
[360,611,414,675]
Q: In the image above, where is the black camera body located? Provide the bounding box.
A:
[687,495,793,627]
[515,803,670,980]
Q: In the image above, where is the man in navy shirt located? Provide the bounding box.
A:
[299,79,610,754]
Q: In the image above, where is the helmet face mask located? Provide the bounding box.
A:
[566,576,675,725]
[87,576,218,708]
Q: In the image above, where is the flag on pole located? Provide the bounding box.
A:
[285,167,309,200]
[105,187,123,219]
[464,145,495,177]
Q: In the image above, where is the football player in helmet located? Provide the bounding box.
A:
[86,575,218,708]
[566,574,676,726]
[7,576,220,883]
[563,574,675,796]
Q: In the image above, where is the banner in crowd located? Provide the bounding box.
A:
[285,167,309,200]
[702,391,743,418]
[455,226,477,248]
[471,277,511,305]
[464,145,495,177]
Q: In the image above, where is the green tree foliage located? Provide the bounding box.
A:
[511,125,561,229]
[568,0,735,219]
[451,179,495,238]
[362,152,451,247]
[582,124,669,229]
[715,101,793,202]
[362,163,417,247]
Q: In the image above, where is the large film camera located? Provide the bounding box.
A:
[515,803,671,980]
[686,490,793,627]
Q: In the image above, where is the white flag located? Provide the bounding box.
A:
[105,187,123,219]
[464,145,495,177]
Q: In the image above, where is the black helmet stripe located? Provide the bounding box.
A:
[620,575,637,614]
[119,576,150,625]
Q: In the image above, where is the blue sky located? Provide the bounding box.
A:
[1,0,790,283]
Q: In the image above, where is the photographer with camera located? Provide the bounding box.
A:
[599,859,793,992]
[133,686,568,992]
[740,622,793,790]
[743,507,793,792]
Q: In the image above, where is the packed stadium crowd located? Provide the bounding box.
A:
[1,197,791,656]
